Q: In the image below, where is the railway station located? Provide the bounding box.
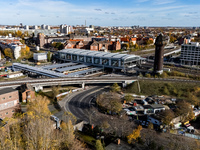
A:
[57,49,142,72]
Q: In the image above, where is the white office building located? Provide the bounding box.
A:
[10,45,21,59]
[24,25,29,30]
[41,24,46,29]
[33,25,38,29]
[33,53,47,62]
[180,42,200,66]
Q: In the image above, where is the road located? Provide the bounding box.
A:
[65,86,108,122]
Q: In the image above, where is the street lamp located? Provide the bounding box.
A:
[89,110,96,125]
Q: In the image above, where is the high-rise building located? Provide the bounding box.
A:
[60,24,72,34]
[45,25,51,30]
[180,42,200,66]
[60,24,64,33]
[24,25,29,30]
[33,25,38,29]
[153,34,166,74]
[41,24,46,29]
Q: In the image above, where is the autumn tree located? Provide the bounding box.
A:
[96,92,122,114]
[124,94,133,103]
[159,109,175,125]
[21,46,30,57]
[176,100,194,122]
[52,86,60,101]
[95,140,104,150]
[4,48,13,59]
[127,125,142,144]
[111,83,121,93]
[47,51,52,62]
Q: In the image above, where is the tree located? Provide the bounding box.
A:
[47,51,52,62]
[145,73,151,78]
[148,122,154,130]
[0,96,86,150]
[160,72,168,78]
[127,125,142,144]
[109,100,122,114]
[52,86,60,101]
[21,46,30,57]
[124,94,133,103]
[111,83,121,93]
[176,100,194,122]
[163,86,170,95]
[4,48,13,59]
[95,140,104,150]
[159,110,175,125]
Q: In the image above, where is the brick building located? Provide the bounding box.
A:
[64,39,121,51]
[0,88,19,119]
[20,84,35,103]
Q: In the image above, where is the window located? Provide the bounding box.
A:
[72,55,77,61]
[12,110,14,112]
[66,54,71,60]
[94,57,100,64]
[79,56,84,62]
[5,112,8,115]
[102,59,109,65]
[9,96,12,99]
[86,57,92,63]
[2,97,5,100]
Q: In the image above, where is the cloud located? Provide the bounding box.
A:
[137,0,149,3]
[153,0,175,5]
[188,12,198,14]
[94,9,102,11]
[0,0,200,26]
[40,15,46,17]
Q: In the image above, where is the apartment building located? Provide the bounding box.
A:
[180,42,200,66]
[0,88,19,119]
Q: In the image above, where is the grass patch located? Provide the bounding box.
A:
[124,80,200,99]
[51,109,59,114]
[76,132,96,146]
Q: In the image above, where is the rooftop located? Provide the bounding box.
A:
[59,49,140,60]
[0,88,17,95]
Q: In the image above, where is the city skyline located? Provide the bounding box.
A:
[0,0,200,26]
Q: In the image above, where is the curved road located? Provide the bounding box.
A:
[66,86,109,122]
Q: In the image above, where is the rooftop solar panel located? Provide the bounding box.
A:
[55,64,89,72]
[43,63,78,70]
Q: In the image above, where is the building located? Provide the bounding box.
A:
[41,24,46,29]
[153,34,167,74]
[24,25,29,30]
[0,36,25,59]
[10,44,21,59]
[7,72,23,78]
[37,33,45,47]
[0,88,19,118]
[60,24,72,34]
[33,53,47,62]
[20,84,35,103]
[33,25,38,29]
[57,49,141,71]
[45,25,51,30]
[180,42,200,66]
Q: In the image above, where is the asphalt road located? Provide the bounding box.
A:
[66,86,109,122]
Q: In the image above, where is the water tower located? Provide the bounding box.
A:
[153,34,167,74]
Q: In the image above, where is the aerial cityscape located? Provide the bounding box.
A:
[0,0,200,150]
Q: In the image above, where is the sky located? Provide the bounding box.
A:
[0,0,200,27]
